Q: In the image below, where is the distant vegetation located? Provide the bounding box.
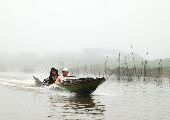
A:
[104,47,169,81]
[0,48,170,80]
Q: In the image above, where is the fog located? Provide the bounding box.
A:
[0,48,144,74]
[0,0,170,59]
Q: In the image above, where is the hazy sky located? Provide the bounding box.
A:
[0,0,170,59]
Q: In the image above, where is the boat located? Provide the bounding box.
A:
[33,76,106,94]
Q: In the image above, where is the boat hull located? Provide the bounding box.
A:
[61,77,105,94]
[33,76,105,95]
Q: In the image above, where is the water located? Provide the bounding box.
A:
[0,72,170,120]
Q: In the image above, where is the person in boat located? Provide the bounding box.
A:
[43,67,59,84]
[62,67,70,77]
[55,67,69,85]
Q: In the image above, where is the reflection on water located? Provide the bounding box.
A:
[49,95,105,119]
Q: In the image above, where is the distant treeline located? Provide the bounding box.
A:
[0,50,170,80]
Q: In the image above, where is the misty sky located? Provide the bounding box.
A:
[0,0,170,59]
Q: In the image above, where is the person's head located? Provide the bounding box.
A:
[50,68,58,76]
[62,68,69,77]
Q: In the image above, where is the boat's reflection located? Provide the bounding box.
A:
[65,95,105,113]
[49,94,105,119]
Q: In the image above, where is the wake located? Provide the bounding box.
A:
[0,72,116,97]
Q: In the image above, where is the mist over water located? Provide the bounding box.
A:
[1,0,170,119]
[0,50,169,120]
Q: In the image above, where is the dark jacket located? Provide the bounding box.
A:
[43,68,59,84]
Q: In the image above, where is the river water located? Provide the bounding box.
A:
[0,72,170,120]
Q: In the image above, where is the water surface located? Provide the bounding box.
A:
[0,72,170,120]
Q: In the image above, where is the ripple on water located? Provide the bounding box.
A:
[1,73,170,120]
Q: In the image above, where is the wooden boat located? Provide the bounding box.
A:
[33,76,105,94]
